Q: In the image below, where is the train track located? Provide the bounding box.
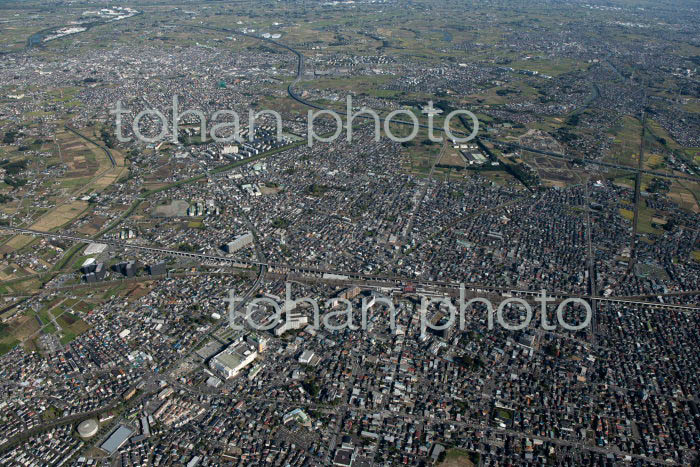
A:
[3,226,698,311]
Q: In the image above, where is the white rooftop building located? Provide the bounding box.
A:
[298,350,315,365]
[209,342,258,379]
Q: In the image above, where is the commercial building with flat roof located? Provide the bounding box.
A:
[283,408,311,427]
[209,342,257,379]
[274,312,308,336]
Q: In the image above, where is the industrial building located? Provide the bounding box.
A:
[140,416,151,438]
[84,243,107,255]
[461,150,487,165]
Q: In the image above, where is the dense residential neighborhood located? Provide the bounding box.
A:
[0,0,698,465]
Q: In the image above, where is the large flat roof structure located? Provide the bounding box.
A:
[84,243,107,255]
[100,425,134,455]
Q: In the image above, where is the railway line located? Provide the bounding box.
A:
[2,226,698,312]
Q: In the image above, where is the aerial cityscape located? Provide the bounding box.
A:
[0,0,698,465]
